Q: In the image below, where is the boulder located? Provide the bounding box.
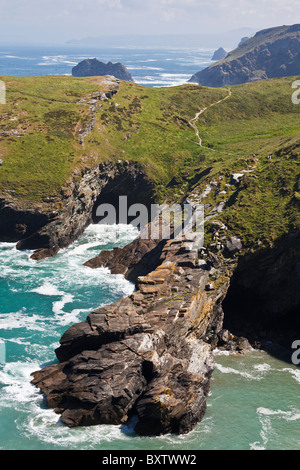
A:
[225,237,243,255]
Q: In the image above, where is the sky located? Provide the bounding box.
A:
[0,0,300,44]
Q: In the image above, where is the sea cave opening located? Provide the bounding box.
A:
[221,232,300,364]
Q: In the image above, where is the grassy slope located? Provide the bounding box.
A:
[0,75,299,249]
[0,76,111,200]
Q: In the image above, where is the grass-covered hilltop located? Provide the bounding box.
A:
[0,74,299,251]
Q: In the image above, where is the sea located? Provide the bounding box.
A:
[0,43,215,87]
[0,44,299,451]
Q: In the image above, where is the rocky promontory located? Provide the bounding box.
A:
[1,72,299,436]
[72,58,134,82]
[31,226,231,434]
[189,24,300,86]
[211,47,227,61]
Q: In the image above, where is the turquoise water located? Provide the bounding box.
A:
[0,224,299,450]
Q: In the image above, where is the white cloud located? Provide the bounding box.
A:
[0,0,300,42]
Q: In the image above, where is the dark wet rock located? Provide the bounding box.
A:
[84,237,166,283]
[13,160,153,260]
[31,235,230,435]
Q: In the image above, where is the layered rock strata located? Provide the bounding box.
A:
[31,232,232,435]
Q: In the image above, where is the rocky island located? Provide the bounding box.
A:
[189,23,300,86]
[211,47,227,61]
[0,71,299,435]
[72,58,134,82]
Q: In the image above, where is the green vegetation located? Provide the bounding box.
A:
[0,74,299,249]
[0,75,108,199]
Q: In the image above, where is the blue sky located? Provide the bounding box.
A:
[0,0,300,43]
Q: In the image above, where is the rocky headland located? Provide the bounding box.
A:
[72,58,134,82]
[31,231,225,434]
[189,24,300,86]
[30,178,300,434]
[0,72,299,436]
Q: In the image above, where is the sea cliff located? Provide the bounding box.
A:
[0,73,299,434]
[190,24,300,86]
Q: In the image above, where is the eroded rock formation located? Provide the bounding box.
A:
[1,160,154,261]
[31,230,232,435]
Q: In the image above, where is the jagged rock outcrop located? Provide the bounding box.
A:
[238,36,249,47]
[189,24,300,86]
[72,59,134,82]
[212,47,227,61]
[9,161,153,261]
[84,236,166,283]
[31,229,232,435]
[29,173,300,434]
[2,69,298,437]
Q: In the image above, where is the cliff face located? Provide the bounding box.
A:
[72,58,134,82]
[30,184,300,434]
[223,231,300,353]
[1,73,299,436]
[190,24,300,86]
[13,160,154,261]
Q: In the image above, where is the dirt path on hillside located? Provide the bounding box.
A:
[189,89,232,148]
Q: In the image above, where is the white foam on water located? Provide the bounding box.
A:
[37,55,78,66]
[250,406,300,450]
[257,407,300,421]
[213,348,232,356]
[4,55,35,60]
[69,240,104,255]
[21,412,129,449]
[5,338,31,347]
[31,281,64,296]
[127,66,163,71]
[250,442,266,451]
[282,367,300,384]
[215,363,262,381]
[253,363,272,372]
[0,310,45,332]
[0,361,40,408]
[52,294,74,315]
[136,79,189,87]
[51,294,82,327]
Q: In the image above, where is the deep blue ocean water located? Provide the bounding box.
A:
[0,45,214,86]
[0,44,213,87]
[0,45,299,450]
